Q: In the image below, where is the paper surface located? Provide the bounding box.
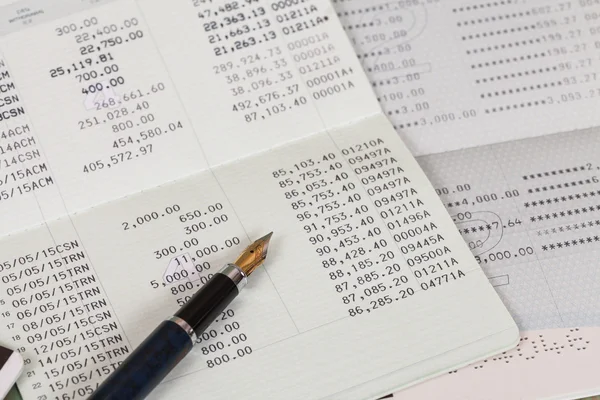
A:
[396,127,600,399]
[0,1,518,399]
[417,128,600,331]
[333,0,600,156]
[327,0,600,397]
[378,327,600,400]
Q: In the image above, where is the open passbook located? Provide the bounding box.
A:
[0,0,517,399]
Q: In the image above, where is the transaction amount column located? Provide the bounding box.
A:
[0,0,206,213]
[214,126,424,330]
[215,115,480,331]
[71,168,298,377]
[137,0,379,166]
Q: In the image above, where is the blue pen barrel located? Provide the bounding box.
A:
[88,320,193,400]
[88,270,241,400]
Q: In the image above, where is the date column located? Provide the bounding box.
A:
[0,219,132,400]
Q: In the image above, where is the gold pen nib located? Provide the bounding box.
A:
[234,232,273,276]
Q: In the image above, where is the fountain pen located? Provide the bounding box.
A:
[89,233,273,400]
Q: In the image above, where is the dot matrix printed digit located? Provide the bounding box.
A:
[335,0,600,154]
[417,127,600,330]
[386,128,600,399]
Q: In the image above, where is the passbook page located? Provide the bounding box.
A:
[0,115,518,400]
[0,0,519,399]
[392,127,600,399]
[0,0,379,235]
[334,0,600,155]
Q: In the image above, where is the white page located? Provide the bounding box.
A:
[0,0,380,235]
[333,0,600,156]
[0,0,518,399]
[0,115,518,400]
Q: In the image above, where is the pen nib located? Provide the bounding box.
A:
[234,232,273,276]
